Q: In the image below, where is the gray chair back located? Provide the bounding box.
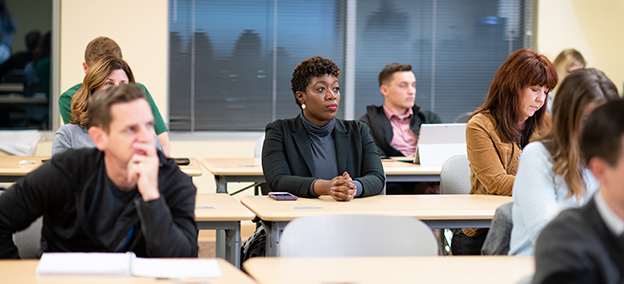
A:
[279,214,437,257]
[440,154,471,194]
[453,112,474,123]
[13,217,42,259]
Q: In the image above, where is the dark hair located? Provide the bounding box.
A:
[291,56,340,108]
[84,36,123,67]
[88,84,147,132]
[581,99,624,167]
[541,68,619,199]
[378,63,412,87]
[25,30,41,51]
[473,48,558,147]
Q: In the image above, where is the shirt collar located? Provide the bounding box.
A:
[382,104,413,120]
[595,190,624,236]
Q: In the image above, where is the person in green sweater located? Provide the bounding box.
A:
[59,36,170,155]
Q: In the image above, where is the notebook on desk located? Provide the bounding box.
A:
[417,123,467,166]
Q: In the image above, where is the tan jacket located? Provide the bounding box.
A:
[463,110,550,237]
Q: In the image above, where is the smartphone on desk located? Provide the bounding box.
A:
[268,192,298,201]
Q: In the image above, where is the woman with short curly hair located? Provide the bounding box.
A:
[261,56,385,200]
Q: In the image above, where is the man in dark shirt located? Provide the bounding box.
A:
[359,63,442,194]
[0,84,198,258]
[532,100,624,283]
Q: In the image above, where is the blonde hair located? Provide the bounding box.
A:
[553,49,586,94]
[541,68,618,201]
[70,57,135,128]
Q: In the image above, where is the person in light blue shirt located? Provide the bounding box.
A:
[509,68,620,256]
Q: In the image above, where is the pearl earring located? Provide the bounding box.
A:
[301,104,306,109]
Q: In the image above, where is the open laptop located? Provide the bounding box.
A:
[417,123,467,166]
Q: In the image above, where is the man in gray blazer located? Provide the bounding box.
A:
[532,100,624,284]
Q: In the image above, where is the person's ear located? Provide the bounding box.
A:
[82,62,89,74]
[88,126,107,151]
[296,91,305,105]
[380,85,388,97]
[587,157,607,184]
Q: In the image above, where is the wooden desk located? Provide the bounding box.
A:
[241,194,512,256]
[201,158,442,193]
[0,258,257,284]
[0,156,47,182]
[244,256,534,284]
[382,159,441,182]
[178,157,202,177]
[195,193,255,268]
[0,156,201,183]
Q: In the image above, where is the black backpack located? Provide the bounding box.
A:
[240,221,266,269]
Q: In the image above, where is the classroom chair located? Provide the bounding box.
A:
[453,112,474,123]
[13,217,42,259]
[439,154,471,255]
[440,154,471,195]
[279,214,438,257]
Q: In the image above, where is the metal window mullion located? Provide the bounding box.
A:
[430,0,437,112]
[190,0,196,131]
[344,0,357,120]
[272,0,278,121]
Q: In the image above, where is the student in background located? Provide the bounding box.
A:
[0,84,198,258]
[52,57,162,156]
[509,68,619,256]
[532,99,624,283]
[58,36,171,156]
[548,49,586,113]
[359,63,441,194]
[0,30,40,77]
[263,56,385,199]
[454,48,556,255]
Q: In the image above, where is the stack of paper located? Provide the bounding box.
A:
[0,130,41,156]
[36,252,222,278]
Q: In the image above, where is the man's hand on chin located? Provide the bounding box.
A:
[127,142,160,202]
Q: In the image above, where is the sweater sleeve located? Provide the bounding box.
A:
[353,122,385,197]
[0,162,68,259]
[138,83,168,135]
[359,112,388,157]
[512,142,559,249]
[134,171,198,257]
[51,126,73,157]
[262,121,317,197]
[59,84,81,124]
[466,116,515,196]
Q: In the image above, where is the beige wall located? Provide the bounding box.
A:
[60,0,168,121]
[54,0,624,194]
[537,0,624,92]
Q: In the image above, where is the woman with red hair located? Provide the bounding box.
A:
[452,48,557,255]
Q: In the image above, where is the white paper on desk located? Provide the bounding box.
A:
[131,258,222,278]
[36,252,132,276]
[36,252,222,278]
[0,130,41,156]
